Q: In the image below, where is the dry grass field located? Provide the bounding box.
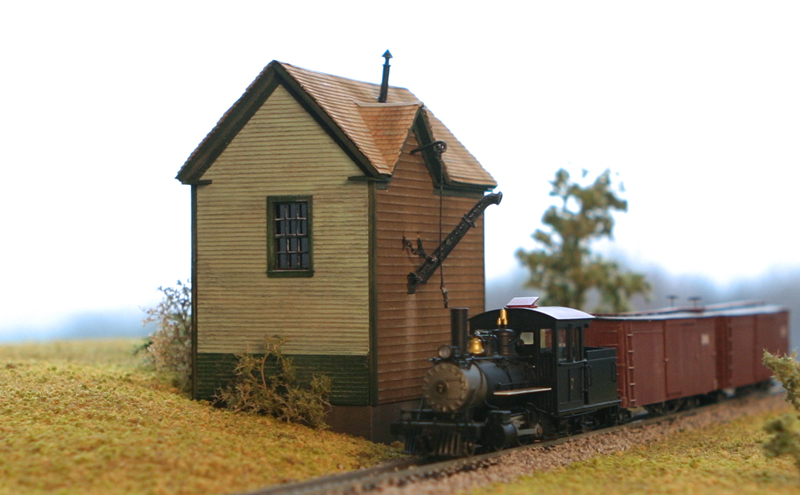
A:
[5,339,797,495]
[0,339,401,495]
[474,407,799,495]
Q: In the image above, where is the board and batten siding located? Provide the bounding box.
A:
[194,84,371,401]
[375,132,487,404]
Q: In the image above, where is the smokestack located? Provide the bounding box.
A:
[450,308,469,353]
[378,50,392,103]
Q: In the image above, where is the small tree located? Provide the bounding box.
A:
[762,351,800,470]
[516,168,650,312]
[215,336,332,429]
[140,280,192,392]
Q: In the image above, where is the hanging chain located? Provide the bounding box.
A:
[437,149,448,308]
[405,139,449,307]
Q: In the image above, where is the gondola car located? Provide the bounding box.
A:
[391,297,789,457]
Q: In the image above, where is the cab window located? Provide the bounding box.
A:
[540,328,552,352]
[520,332,534,345]
[558,325,583,362]
[558,328,568,360]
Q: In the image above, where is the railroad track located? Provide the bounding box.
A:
[238,391,781,495]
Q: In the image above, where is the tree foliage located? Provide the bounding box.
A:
[515,169,650,312]
[215,336,332,430]
[139,280,192,392]
[762,351,800,471]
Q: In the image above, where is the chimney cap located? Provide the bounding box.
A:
[378,50,392,103]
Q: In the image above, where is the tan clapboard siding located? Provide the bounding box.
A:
[375,132,486,403]
[196,84,370,356]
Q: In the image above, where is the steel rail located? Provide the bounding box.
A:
[235,390,779,495]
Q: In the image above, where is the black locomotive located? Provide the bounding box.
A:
[391,297,622,456]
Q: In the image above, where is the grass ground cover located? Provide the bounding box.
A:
[474,407,799,495]
[0,339,401,495]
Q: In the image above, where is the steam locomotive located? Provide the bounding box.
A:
[391,297,789,457]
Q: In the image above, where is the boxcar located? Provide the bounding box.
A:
[586,302,789,411]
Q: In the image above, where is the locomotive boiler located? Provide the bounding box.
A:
[391,297,621,456]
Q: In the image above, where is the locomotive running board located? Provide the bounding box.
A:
[493,387,552,396]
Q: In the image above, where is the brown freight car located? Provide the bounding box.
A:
[586,302,789,412]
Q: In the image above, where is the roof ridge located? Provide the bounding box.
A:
[356,101,422,108]
[280,61,412,92]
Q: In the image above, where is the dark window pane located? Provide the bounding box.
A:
[272,200,310,271]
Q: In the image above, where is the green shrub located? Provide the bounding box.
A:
[215,336,332,429]
[763,350,800,470]
[139,280,192,392]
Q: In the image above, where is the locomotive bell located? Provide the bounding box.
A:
[468,336,485,356]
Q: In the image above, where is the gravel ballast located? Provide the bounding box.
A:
[377,393,788,494]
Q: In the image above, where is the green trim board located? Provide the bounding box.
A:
[411,111,446,188]
[195,353,371,406]
[190,184,199,399]
[368,181,379,406]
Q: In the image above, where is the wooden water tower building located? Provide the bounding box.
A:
[176,53,498,441]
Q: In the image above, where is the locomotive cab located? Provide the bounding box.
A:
[470,298,611,416]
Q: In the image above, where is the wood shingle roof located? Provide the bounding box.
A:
[176,61,496,190]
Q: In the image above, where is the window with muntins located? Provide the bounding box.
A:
[267,196,313,277]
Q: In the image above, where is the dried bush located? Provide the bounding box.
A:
[215,336,332,429]
[139,280,192,392]
[762,350,800,470]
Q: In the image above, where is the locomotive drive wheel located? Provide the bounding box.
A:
[463,440,477,457]
[483,422,518,452]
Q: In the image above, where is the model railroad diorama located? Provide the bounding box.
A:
[175,52,791,460]
[391,298,788,456]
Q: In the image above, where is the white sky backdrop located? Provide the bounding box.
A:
[2,1,799,337]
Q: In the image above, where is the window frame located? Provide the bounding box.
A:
[266,195,314,278]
